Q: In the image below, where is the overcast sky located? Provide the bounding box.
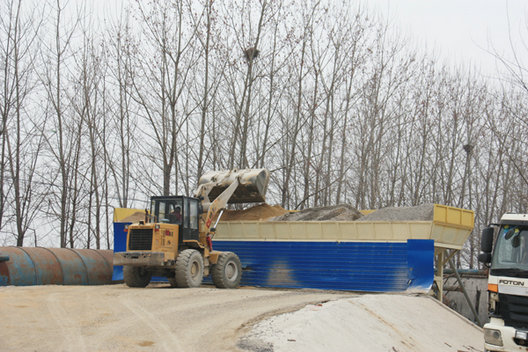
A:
[85,0,527,78]
[367,0,528,77]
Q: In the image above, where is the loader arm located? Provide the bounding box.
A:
[203,178,240,233]
[194,168,270,235]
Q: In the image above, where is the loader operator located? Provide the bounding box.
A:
[169,206,182,223]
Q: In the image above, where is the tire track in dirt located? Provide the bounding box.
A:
[120,296,185,352]
[46,292,87,352]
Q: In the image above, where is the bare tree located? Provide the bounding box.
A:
[68,23,106,248]
[0,0,46,246]
[0,0,525,258]
[131,0,199,196]
[40,0,83,248]
[195,0,213,180]
[104,8,139,209]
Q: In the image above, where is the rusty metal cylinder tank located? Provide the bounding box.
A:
[0,247,113,286]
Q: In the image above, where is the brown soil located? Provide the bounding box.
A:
[219,204,289,221]
[120,211,146,223]
[0,285,349,352]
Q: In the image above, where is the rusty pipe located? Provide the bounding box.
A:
[0,246,114,286]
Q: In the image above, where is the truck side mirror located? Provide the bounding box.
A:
[481,227,494,253]
[478,252,492,264]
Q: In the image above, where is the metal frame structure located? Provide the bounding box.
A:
[434,247,483,326]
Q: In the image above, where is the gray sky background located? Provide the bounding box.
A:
[84,0,527,78]
[368,0,528,77]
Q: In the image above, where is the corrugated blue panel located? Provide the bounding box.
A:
[211,239,434,292]
[112,222,127,281]
[407,239,435,290]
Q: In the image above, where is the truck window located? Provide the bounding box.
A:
[157,200,167,222]
[151,200,157,221]
[183,198,190,228]
[492,226,528,270]
[189,199,199,230]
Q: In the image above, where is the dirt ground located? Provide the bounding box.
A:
[0,284,483,352]
[0,284,350,352]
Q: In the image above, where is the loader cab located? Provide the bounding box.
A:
[150,196,201,242]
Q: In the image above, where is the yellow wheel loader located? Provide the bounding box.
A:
[114,169,269,289]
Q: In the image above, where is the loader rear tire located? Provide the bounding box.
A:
[211,252,242,289]
[175,249,203,288]
[123,266,151,288]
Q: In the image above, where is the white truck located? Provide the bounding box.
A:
[479,213,528,351]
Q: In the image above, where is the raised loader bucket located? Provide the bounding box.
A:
[197,169,270,204]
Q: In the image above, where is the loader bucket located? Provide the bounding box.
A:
[197,168,270,204]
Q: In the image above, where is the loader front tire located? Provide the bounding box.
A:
[211,252,242,289]
[175,249,204,288]
[123,266,151,288]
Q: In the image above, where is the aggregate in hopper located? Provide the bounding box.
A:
[357,203,436,222]
[271,204,363,221]
[218,203,436,222]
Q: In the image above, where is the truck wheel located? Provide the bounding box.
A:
[123,266,151,288]
[211,252,242,289]
[175,249,203,288]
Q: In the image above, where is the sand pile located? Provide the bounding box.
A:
[120,211,146,223]
[219,204,288,221]
[271,204,363,222]
[239,294,482,352]
[357,203,435,221]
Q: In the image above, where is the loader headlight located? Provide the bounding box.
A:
[484,328,503,346]
[516,330,528,340]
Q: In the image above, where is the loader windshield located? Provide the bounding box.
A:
[151,198,183,224]
[491,225,528,278]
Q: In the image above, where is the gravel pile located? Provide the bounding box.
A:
[357,204,435,222]
[271,204,363,222]
[220,203,436,223]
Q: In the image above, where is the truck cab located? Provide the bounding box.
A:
[148,196,201,243]
[479,213,528,351]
